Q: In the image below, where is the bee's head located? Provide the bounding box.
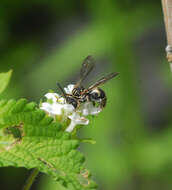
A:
[66,97,78,109]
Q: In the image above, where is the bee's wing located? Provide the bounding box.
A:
[75,56,95,87]
[87,72,119,91]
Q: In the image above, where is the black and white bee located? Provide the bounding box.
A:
[57,56,119,109]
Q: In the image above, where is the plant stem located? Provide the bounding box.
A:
[161,0,172,71]
[22,169,39,190]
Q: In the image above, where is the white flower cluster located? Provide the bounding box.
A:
[40,84,102,132]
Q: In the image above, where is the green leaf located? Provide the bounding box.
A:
[0,99,97,190]
[0,70,12,95]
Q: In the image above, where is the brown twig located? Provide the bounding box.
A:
[161,0,172,71]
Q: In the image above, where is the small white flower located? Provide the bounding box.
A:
[44,92,65,104]
[66,112,89,132]
[41,102,60,116]
[64,84,75,94]
[79,102,102,116]
[40,94,74,118]
[40,84,102,132]
[45,93,59,103]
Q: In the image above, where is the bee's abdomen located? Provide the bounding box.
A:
[88,88,106,107]
[89,88,105,101]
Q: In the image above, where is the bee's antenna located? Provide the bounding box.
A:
[57,83,67,98]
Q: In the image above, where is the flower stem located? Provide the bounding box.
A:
[22,169,39,190]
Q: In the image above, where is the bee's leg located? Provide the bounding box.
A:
[75,101,80,109]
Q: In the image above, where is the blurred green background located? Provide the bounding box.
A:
[1,1,172,190]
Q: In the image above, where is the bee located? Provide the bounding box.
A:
[57,56,119,109]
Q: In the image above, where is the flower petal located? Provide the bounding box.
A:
[65,121,75,132]
[64,84,75,94]
[80,102,102,116]
[45,93,59,103]
[66,112,89,132]
[40,102,63,115]
[62,104,75,115]
[69,112,89,125]
[40,102,56,116]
